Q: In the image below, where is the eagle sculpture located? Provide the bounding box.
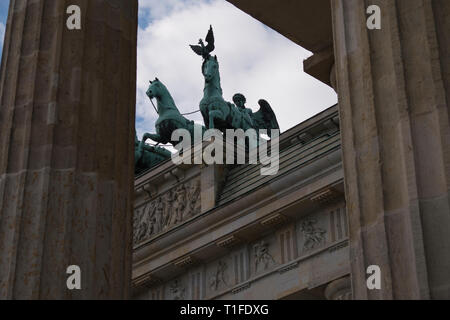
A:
[191,25,280,136]
[190,25,215,59]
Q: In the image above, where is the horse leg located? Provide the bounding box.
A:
[209,110,224,129]
[143,132,163,145]
[209,110,216,129]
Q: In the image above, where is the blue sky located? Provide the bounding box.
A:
[0,0,9,57]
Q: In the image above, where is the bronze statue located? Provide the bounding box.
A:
[190,26,280,136]
[134,131,171,175]
[135,25,281,174]
[190,25,215,59]
[233,93,254,129]
[142,78,205,145]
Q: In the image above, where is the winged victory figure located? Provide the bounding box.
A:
[252,99,280,137]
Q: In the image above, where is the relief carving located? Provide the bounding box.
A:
[171,184,186,225]
[253,240,275,273]
[300,218,326,250]
[133,202,156,245]
[187,180,201,217]
[155,197,164,232]
[209,260,228,291]
[133,178,201,245]
[169,279,185,300]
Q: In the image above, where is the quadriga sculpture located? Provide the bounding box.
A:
[190,26,280,136]
[141,78,204,146]
[134,131,171,174]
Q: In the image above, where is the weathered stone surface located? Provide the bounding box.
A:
[131,106,349,300]
[325,276,352,300]
[226,0,332,53]
[331,0,450,299]
[133,177,201,246]
[0,0,138,299]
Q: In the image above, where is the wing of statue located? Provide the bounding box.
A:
[190,44,204,56]
[205,25,215,53]
[190,25,215,57]
[251,99,280,137]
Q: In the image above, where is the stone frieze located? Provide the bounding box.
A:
[133,178,201,245]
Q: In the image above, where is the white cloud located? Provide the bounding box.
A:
[136,0,337,142]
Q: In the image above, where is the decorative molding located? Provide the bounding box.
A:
[171,168,185,181]
[328,240,348,253]
[260,213,287,227]
[231,282,251,294]
[174,256,195,268]
[310,188,341,204]
[153,237,349,300]
[135,187,145,198]
[132,273,161,289]
[143,183,157,198]
[278,261,299,274]
[216,235,239,248]
[298,132,313,144]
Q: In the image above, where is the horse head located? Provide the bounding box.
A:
[202,55,219,83]
[146,77,164,99]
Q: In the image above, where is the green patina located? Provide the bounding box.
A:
[135,78,206,174]
[191,25,280,136]
[134,131,171,175]
[135,25,281,173]
[143,78,205,145]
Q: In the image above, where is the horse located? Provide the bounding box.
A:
[142,78,202,146]
[199,55,279,136]
[200,55,251,131]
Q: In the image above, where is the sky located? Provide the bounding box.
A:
[0,0,337,143]
[136,0,337,142]
[0,1,8,55]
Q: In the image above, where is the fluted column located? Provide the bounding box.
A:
[331,0,450,299]
[0,0,138,299]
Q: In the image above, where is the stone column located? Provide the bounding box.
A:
[0,0,138,299]
[331,0,450,299]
